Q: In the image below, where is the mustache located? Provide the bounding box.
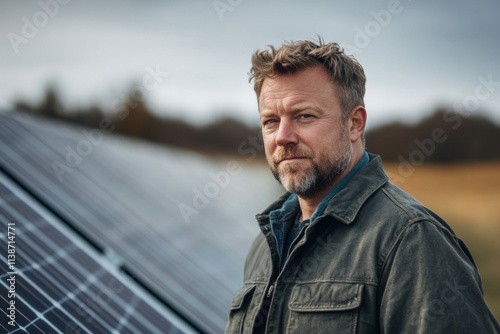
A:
[273,147,311,164]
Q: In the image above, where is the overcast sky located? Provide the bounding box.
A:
[1,0,499,129]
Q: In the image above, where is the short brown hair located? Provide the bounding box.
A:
[249,38,366,118]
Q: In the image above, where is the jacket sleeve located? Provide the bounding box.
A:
[378,220,499,334]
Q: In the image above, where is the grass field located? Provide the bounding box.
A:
[384,162,500,320]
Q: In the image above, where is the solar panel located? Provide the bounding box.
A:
[0,170,197,333]
[0,110,281,333]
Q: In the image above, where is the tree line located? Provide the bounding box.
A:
[13,86,500,162]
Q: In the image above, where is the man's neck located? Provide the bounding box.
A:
[297,150,364,221]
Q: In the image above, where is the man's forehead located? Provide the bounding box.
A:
[259,70,338,109]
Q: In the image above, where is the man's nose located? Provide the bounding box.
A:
[275,119,299,147]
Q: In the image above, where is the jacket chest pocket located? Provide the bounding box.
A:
[225,284,258,334]
[287,282,363,334]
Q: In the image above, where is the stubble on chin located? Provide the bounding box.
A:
[267,130,353,198]
[271,157,317,196]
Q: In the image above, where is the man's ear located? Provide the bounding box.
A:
[348,106,367,142]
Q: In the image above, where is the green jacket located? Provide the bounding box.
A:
[226,154,499,333]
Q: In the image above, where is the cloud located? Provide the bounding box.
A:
[1,0,499,125]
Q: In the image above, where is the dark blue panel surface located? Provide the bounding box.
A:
[0,170,196,333]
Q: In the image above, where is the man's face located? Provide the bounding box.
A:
[259,66,353,199]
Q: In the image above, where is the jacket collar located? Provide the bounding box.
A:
[324,154,388,225]
[256,153,388,226]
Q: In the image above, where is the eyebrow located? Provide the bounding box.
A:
[290,103,324,114]
[290,104,313,112]
[259,104,324,118]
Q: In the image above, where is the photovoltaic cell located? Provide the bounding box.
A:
[0,170,197,333]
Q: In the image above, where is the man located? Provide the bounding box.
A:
[225,38,499,333]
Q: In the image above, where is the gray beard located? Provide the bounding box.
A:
[270,130,353,198]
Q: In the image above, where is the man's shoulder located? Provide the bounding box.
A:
[359,180,460,249]
[375,181,449,227]
[336,155,452,235]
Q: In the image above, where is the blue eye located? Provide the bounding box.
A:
[263,119,278,126]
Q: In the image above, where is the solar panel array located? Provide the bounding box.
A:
[0,170,196,333]
[0,111,281,333]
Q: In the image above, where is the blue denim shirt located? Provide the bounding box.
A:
[269,151,370,267]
